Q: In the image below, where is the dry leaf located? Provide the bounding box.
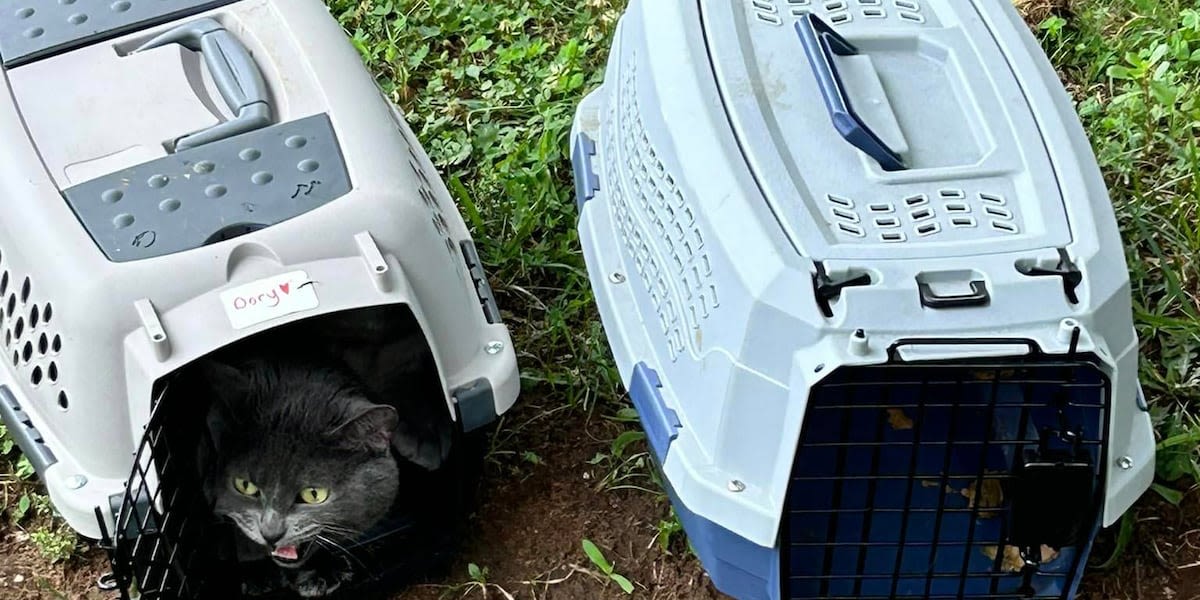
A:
[982,545,1060,573]
[921,480,940,489]
[982,545,1025,573]
[961,476,1004,518]
[886,408,914,430]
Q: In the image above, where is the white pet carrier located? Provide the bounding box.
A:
[571,1,1155,599]
[0,0,519,595]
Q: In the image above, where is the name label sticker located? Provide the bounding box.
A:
[220,271,319,330]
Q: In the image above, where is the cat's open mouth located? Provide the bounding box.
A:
[270,543,313,568]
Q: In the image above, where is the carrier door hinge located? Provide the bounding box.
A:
[812,262,872,318]
[1018,248,1082,304]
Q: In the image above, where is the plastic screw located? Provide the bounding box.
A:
[485,341,504,355]
[609,272,627,284]
[1117,456,1134,470]
[65,474,88,490]
[728,480,746,493]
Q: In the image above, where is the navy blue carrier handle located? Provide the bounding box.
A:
[795,14,907,172]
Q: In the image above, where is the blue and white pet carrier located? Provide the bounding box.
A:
[570,1,1155,599]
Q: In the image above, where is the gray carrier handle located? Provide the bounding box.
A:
[794,14,907,172]
[136,18,272,151]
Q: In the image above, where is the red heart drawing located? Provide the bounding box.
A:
[279,283,290,295]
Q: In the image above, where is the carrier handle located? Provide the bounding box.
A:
[886,338,1041,362]
[918,280,990,309]
[136,18,272,151]
[794,14,907,172]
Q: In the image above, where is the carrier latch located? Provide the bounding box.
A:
[1018,249,1083,304]
[812,262,871,318]
[1009,427,1095,593]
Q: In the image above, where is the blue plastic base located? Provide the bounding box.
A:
[662,479,779,600]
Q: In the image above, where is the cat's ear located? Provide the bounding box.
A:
[332,404,399,454]
[391,418,452,471]
[192,359,250,402]
[191,359,249,450]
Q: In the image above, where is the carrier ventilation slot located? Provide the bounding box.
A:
[782,358,1108,599]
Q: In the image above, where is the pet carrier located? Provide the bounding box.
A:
[0,0,519,596]
[571,1,1155,599]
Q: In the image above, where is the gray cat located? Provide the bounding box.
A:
[199,358,404,598]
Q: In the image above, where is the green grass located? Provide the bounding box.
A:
[1043,1,1200,489]
[2,0,1200,585]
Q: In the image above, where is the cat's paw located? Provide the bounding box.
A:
[292,569,350,598]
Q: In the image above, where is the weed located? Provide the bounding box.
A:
[30,525,78,564]
[653,508,686,555]
[581,539,635,594]
[438,563,516,600]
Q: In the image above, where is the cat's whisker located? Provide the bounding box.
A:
[315,534,368,571]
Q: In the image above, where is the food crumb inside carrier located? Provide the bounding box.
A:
[0,0,520,597]
[571,1,1155,599]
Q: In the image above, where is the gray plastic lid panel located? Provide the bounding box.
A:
[0,0,236,68]
[698,0,1073,261]
[63,113,352,262]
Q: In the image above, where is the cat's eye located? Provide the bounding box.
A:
[297,487,329,505]
[233,477,259,497]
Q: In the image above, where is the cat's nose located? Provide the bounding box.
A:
[262,529,285,546]
[260,518,287,546]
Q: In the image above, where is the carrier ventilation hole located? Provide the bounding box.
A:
[895,0,919,9]
[904,194,928,207]
[48,362,57,382]
[945,203,970,213]
[3,330,9,348]
[992,221,1018,234]
[832,207,859,223]
[21,342,32,362]
[868,203,893,213]
[985,206,1014,220]
[29,304,38,328]
[42,303,51,323]
[0,271,7,296]
[916,222,942,237]
[51,334,61,353]
[10,351,16,366]
[37,333,47,355]
[825,0,848,9]
[838,223,866,237]
[980,192,1007,206]
[20,277,30,303]
[952,217,978,228]
[57,391,68,410]
[13,317,23,340]
[827,194,854,208]
[830,11,851,23]
[875,217,900,228]
[863,7,885,17]
[910,208,934,222]
[30,366,41,386]
[6,295,14,316]
[881,231,906,243]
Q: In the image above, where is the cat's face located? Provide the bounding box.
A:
[198,360,401,568]
[212,432,399,568]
